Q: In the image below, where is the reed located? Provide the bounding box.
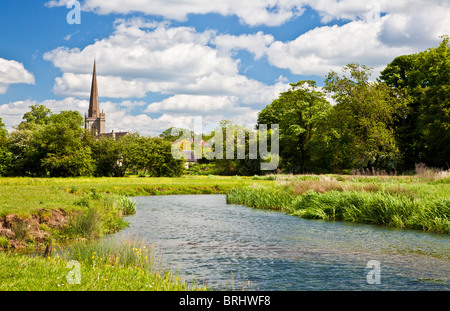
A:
[226,183,450,234]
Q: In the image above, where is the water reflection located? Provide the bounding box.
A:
[113,195,449,291]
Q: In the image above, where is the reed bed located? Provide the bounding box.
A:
[226,179,450,234]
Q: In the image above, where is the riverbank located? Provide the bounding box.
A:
[0,237,206,291]
[226,175,450,234]
[0,175,268,250]
[1,174,448,291]
[0,176,263,291]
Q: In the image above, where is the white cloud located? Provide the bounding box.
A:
[0,97,88,130]
[44,18,288,104]
[69,0,304,27]
[219,1,449,78]
[264,18,409,77]
[0,58,35,94]
[144,95,238,114]
[213,31,275,60]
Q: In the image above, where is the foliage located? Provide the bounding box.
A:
[380,36,450,170]
[0,117,10,176]
[226,178,450,234]
[258,81,331,173]
[322,63,406,172]
[2,105,186,177]
[204,120,263,176]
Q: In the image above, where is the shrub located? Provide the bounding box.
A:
[0,236,10,249]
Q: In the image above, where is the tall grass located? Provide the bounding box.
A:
[226,185,296,212]
[226,183,450,234]
[0,238,206,291]
[63,192,136,240]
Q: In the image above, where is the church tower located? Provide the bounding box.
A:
[85,61,105,135]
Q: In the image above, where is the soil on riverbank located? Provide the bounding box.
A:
[0,209,68,250]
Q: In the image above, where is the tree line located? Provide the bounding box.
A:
[0,37,448,177]
[0,105,184,177]
[258,36,449,174]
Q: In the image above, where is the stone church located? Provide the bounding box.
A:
[85,61,128,140]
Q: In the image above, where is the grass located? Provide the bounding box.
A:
[1,174,448,292]
[226,176,450,234]
[0,176,266,217]
[0,176,267,247]
[0,238,207,291]
[0,175,264,291]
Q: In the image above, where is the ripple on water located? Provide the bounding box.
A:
[114,195,450,291]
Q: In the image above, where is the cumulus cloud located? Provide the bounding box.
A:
[44,18,288,104]
[0,58,35,94]
[0,97,88,130]
[144,95,238,114]
[216,1,449,78]
[46,0,305,27]
[0,97,206,136]
[213,31,275,60]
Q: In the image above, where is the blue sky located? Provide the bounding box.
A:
[0,0,448,135]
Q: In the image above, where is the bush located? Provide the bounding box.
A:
[0,236,10,249]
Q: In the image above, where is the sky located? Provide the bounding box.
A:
[0,0,448,136]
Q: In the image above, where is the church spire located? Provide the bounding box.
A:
[88,60,99,118]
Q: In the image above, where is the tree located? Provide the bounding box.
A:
[160,127,193,142]
[0,117,11,176]
[0,117,7,141]
[258,81,331,173]
[37,111,94,177]
[91,133,185,177]
[380,36,450,169]
[323,64,406,172]
[22,104,53,126]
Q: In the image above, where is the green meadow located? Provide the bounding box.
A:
[0,174,449,290]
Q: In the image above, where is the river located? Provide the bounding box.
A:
[113,194,449,291]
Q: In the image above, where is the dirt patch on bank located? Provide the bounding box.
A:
[0,208,68,250]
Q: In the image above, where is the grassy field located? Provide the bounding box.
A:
[0,237,206,291]
[0,174,449,291]
[0,175,266,291]
[0,175,267,217]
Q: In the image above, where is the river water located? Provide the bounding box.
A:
[113,195,449,291]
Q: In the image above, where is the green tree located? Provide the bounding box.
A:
[22,104,53,126]
[0,117,7,141]
[92,133,184,177]
[0,117,11,176]
[37,111,94,177]
[90,136,125,177]
[258,81,331,173]
[202,120,263,176]
[323,64,406,172]
[380,36,450,169]
[160,127,193,142]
